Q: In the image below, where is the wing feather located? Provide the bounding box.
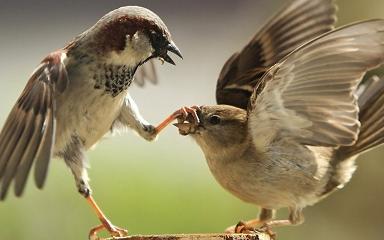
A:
[134,60,158,87]
[34,95,55,189]
[216,0,337,109]
[0,51,66,199]
[1,106,38,199]
[248,20,384,151]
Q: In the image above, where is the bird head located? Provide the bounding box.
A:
[174,105,249,153]
[75,6,182,68]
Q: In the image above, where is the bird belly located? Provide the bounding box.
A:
[206,156,296,209]
[205,144,333,209]
[54,76,126,153]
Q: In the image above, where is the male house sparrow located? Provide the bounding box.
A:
[172,0,384,235]
[0,6,184,239]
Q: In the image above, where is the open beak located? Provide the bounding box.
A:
[161,41,183,65]
[173,122,196,136]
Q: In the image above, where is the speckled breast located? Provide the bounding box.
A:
[93,64,136,97]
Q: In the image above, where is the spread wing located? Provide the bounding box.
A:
[0,51,68,199]
[248,20,384,151]
[134,59,158,87]
[216,0,337,109]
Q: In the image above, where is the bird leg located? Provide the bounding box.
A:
[85,105,198,239]
[75,171,128,239]
[226,208,303,239]
[84,107,200,239]
[225,208,275,233]
[262,207,304,228]
[116,96,200,140]
[87,195,128,240]
[61,141,127,240]
[154,106,201,134]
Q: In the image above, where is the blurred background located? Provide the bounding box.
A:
[1,0,384,239]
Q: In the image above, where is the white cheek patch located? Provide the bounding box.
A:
[105,31,154,67]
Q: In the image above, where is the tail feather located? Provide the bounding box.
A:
[339,75,384,157]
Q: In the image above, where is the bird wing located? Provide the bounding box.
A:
[247,20,384,152]
[134,59,158,87]
[216,0,337,109]
[0,51,68,199]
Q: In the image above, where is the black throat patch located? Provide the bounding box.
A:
[93,64,136,97]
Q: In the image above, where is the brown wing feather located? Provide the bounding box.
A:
[134,59,158,87]
[33,94,55,190]
[0,51,67,199]
[216,0,337,109]
[338,75,384,157]
[248,20,384,150]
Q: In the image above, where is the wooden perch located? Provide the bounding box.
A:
[108,233,271,240]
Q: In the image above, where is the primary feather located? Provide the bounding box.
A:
[216,0,337,109]
[248,19,384,151]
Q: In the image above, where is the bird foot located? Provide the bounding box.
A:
[234,220,258,233]
[86,196,128,240]
[225,220,260,233]
[88,221,128,240]
[226,221,276,239]
[155,105,201,134]
[257,223,277,240]
[175,105,201,124]
[173,106,201,135]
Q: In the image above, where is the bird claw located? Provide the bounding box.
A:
[174,105,201,124]
[173,106,201,135]
[230,221,257,234]
[235,221,249,233]
[257,223,276,239]
[226,221,276,239]
[154,106,201,135]
[88,222,128,240]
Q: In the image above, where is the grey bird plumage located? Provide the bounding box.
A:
[0,6,182,238]
[174,0,384,233]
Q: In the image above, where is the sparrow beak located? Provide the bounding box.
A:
[167,41,183,59]
[173,122,194,136]
[161,41,183,65]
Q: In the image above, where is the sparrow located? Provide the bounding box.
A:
[0,6,184,239]
[171,0,384,236]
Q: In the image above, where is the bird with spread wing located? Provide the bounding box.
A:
[168,0,384,236]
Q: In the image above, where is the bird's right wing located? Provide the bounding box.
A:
[0,51,68,199]
[247,20,384,152]
[216,0,337,109]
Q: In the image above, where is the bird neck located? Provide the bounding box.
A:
[195,125,252,164]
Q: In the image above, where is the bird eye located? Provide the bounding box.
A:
[208,115,221,125]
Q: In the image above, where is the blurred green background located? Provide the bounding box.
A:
[1,0,384,239]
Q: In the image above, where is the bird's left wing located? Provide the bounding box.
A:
[216,0,337,109]
[0,51,68,199]
[134,60,158,87]
[248,20,384,152]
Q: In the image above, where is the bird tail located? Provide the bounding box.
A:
[338,75,384,158]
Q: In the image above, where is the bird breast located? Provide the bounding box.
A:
[93,63,135,97]
[54,64,127,153]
